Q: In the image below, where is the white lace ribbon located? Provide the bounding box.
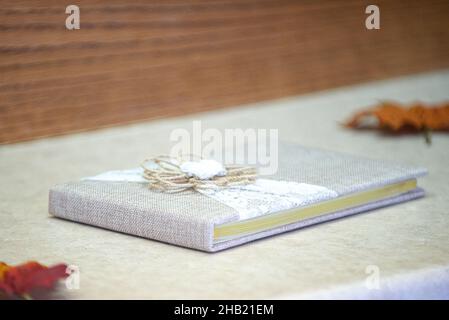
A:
[84,168,338,220]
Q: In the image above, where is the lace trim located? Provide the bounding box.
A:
[85,169,338,220]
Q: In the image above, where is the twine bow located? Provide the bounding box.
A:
[141,155,257,193]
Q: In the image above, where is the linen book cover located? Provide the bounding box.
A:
[49,143,427,252]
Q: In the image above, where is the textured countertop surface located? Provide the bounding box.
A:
[1,70,449,299]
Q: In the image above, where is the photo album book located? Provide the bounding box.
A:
[49,142,427,252]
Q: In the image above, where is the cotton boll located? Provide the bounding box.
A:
[180,159,227,180]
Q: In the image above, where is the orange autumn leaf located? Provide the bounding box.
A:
[0,262,9,281]
[0,261,68,299]
[345,102,449,132]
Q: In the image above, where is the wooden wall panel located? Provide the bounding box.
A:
[1,0,449,143]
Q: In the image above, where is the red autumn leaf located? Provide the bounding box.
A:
[0,261,68,298]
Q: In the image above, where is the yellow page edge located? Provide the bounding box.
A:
[214,179,417,241]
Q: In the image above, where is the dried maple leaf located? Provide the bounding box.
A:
[344,101,449,144]
[0,261,68,299]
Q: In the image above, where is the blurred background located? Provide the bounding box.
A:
[1,0,448,144]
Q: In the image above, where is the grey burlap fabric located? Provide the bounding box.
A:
[49,143,427,252]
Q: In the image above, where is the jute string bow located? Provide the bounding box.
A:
[141,155,257,193]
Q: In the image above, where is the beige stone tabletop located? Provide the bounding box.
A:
[1,70,449,299]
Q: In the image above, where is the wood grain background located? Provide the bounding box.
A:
[1,0,449,143]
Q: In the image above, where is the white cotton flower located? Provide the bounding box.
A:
[180,159,227,180]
